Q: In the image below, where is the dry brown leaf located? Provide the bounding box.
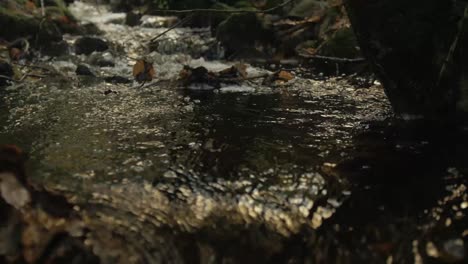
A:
[277,70,294,81]
[133,59,155,83]
[25,0,36,12]
[262,70,295,86]
[217,63,248,79]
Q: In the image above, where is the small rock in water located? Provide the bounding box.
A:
[89,52,115,67]
[0,61,14,86]
[104,75,132,84]
[141,15,179,28]
[0,172,30,209]
[103,89,118,95]
[125,11,142,27]
[74,37,109,55]
[80,23,103,35]
[41,40,70,57]
[76,64,95,76]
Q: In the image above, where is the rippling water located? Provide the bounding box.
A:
[0,2,466,263]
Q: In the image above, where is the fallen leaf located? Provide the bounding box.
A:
[263,70,295,86]
[25,0,36,12]
[277,70,294,81]
[8,39,30,61]
[132,59,155,83]
[9,48,22,61]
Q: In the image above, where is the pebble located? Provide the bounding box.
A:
[76,64,95,76]
[74,37,109,55]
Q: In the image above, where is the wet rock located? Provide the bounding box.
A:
[0,172,31,210]
[318,28,360,59]
[0,3,63,44]
[216,13,275,58]
[74,37,109,55]
[104,89,118,95]
[0,61,14,86]
[75,64,95,76]
[141,15,179,28]
[125,11,142,27]
[88,52,115,67]
[80,23,103,35]
[40,40,70,57]
[288,0,328,18]
[104,75,132,84]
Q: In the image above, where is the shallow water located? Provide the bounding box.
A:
[0,2,466,263]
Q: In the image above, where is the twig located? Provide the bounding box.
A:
[0,75,15,82]
[40,0,45,16]
[11,62,56,73]
[149,14,195,42]
[130,79,165,89]
[24,73,48,79]
[18,70,30,82]
[303,54,366,63]
[150,0,295,14]
[437,5,468,87]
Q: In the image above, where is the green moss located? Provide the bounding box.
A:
[318,28,360,58]
[0,5,62,44]
[216,13,274,56]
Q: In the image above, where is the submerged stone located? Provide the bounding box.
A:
[75,64,94,76]
[104,75,132,84]
[74,37,109,55]
[40,40,70,57]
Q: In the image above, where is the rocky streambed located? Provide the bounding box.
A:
[0,2,466,264]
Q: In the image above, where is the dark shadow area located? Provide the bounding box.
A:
[317,119,468,263]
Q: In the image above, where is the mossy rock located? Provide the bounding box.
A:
[0,7,62,44]
[318,27,360,58]
[288,0,328,18]
[0,0,79,46]
[216,13,275,58]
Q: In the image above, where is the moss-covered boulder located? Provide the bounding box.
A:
[318,27,360,58]
[0,0,78,46]
[216,13,275,58]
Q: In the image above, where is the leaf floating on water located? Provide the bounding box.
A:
[132,59,155,83]
[262,70,295,86]
[277,70,294,82]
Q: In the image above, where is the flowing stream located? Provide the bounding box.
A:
[0,2,466,263]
